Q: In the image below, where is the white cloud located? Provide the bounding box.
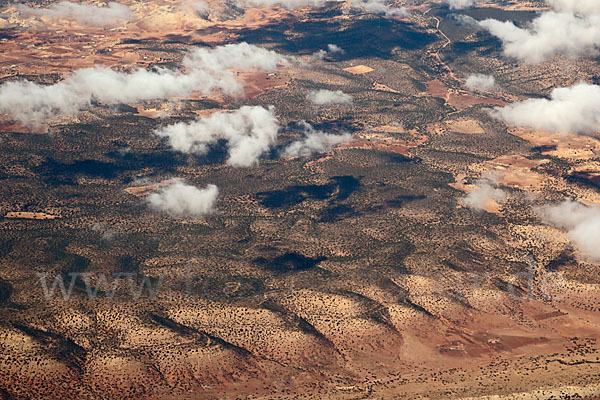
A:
[307,89,352,105]
[538,199,600,261]
[146,180,218,217]
[546,0,600,14]
[462,178,506,211]
[154,106,280,168]
[447,0,476,10]
[477,2,600,63]
[351,0,407,16]
[283,121,352,158]
[0,43,289,127]
[155,106,351,164]
[452,14,481,28]
[181,1,210,16]
[182,42,289,75]
[491,82,600,136]
[313,44,345,60]
[17,1,132,27]
[465,73,496,91]
[238,0,326,9]
[327,44,344,54]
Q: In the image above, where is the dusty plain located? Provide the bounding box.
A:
[0,0,599,399]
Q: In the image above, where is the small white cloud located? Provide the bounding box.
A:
[447,0,476,10]
[462,178,506,210]
[17,1,132,27]
[351,0,407,16]
[465,73,496,91]
[181,1,210,16]
[313,50,327,60]
[283,122,352,158]
[307,89,353,105]
[237,0,326,9]
[313,44,345,60]
[538,199,600,262]
[453,14,481,27]
[546,0,600,14]
[154,106,280,168]
[327,44,344,54]
[146,180,218,217]
[491,82,600,136]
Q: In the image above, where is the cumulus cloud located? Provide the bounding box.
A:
[307,89,353,105]
[538,199,600,261]
[477,2,600,63]
[181,1,210,16]
[452,14,481,28]
[238,0,326,9]
[147,180,218,217]
[154,106,279,168]
[546,0,600,14]
[182,42,289,76]
[447,0,476,10]
[0,43,289,127]
[283,122,352,158]
[462,178,506,211]
[491,82,600,136]
[313,44,345,60]
[17,1,132,27]
[465,73,496,91]
[351,0,407,16]
[326,44,344,54]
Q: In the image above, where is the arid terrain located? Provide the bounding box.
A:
[0,0,599,399]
